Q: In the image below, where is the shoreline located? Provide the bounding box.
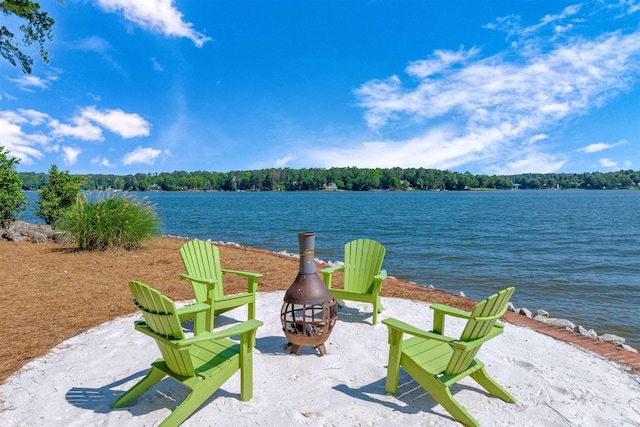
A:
[166,232,639,354]
[17,190,640,351]
[1,231,639,386]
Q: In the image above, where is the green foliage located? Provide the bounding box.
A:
[18,167,640,193]
[0,0,63,74]
[0,146,27,227]
[56,192,160,251]
[35,164,83,225]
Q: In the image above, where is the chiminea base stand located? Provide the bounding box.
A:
[287,342,327,356]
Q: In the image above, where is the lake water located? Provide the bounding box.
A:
[21,190,640,348]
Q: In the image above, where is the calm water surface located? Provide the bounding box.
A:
[22,190,640,348]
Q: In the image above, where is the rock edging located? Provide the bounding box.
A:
[508,302,637,353]
[0,221,69,244]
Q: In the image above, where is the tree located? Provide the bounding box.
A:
[0,146,27,227]
[0,0,62,74]
[35,164,83,225]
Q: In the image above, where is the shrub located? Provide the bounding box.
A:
[0,146,27,227]
[35,164,83,225]
[57,192,160,250]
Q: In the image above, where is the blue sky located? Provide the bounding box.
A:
[1,0,639,175]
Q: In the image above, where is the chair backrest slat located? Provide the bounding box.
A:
[343,239,386,294]
[180,240,224,301]
[445,287,514,376]
[129,281,194,377]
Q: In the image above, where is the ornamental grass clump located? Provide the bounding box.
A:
[57,192,160,251]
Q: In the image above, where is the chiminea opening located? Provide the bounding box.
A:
[280,232,337,356]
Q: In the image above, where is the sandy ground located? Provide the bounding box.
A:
[0,236,473,384]
[2,236,639,426]
[1,292,639,426]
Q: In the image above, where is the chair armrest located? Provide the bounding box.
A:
[221,269,263,279]
[430,303,471,335]
[430,304,471,319]
[320,265,344,275]
[448,324,505,351]
[179,274,217,286]
[320,265,344,288]
[367,270,387,298]
[176,302,211,317]
[476,304,509,321]
[382,318,456,343]
[221,269,262,293]
[373,269,387,281]
[172,319,264,348]
[175,302,214,335]
[430,303,508,335]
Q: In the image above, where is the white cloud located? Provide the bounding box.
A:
[554,24,573,35]
[0,106,151,165]
[405,48,480,79]
[62,146,81,166]
[599,158,618,168]
[485,4,583,38]
[91,156,116,167]
[273,155,295,168]
[533,4,582,34]
[499,152,567,175]
[75,36,111,53]
[95,0,211,47]
[352,9,640,173]
[0,111,49,164]
[310,127,492,170]
[151,57,163,71]
[7,75,57,91]
[18,109,50,125]
[80,106,151,138]
[48,106,149,141]
[49,117,104,141]
[525,134,548,144]
[122,146,163,165]
[357,31,640,131]
[578,140,627,153]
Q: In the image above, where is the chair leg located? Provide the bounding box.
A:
[111,366,166,408]
[471,366,516,403]
[158,384,213,427]
[427,381,480,427]
[372,295,384,325]
[384,329,403,395]
[372,304,378,325]
[239,330,255,401]
[247,302,257,347]
[248,300,256,321]
[195,310,209,335]
[402,369,478,427]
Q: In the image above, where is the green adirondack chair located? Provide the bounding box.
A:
[179,240,262,330]
[320,239,387,325]
[383,287,516,427]
[112,281,262,427]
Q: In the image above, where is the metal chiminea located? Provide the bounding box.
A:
[281,232,338,356]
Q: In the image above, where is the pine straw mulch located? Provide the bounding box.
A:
[0,236,477,385]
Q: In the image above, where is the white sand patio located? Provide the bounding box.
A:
[1,291,639,426]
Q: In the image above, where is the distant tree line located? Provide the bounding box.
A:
[19,167,640,192]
